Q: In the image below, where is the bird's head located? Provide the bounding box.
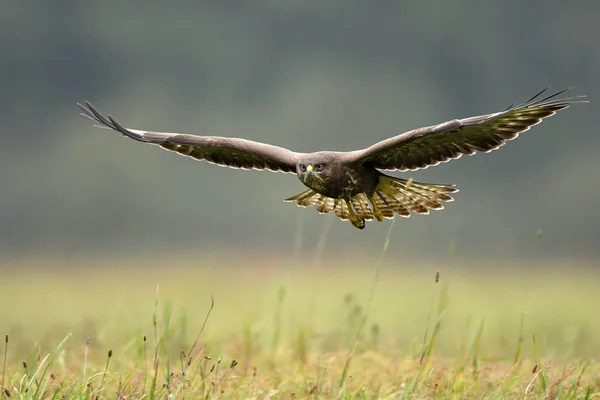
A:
[296,157,331,192]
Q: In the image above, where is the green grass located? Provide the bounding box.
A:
[0,253,599,398]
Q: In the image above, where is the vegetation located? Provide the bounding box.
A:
[1,245,598,399]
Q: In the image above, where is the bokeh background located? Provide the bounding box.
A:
[0,2,600,373]
[1,1,598,260]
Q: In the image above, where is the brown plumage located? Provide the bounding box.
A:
[78,87,586,229]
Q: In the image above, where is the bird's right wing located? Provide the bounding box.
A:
[78,102,300,174]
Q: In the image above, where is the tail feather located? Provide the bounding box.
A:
[371,192,396,219]
[376,191,410,217]
[285,189,339,216]
[334,199,349,220]
[395,186,432,214]
[351,194,375,220]
[377,176,457,217]
[285,189,318,206]
[389,180,442,211]
[285,176,457,227]
[400,180,456,202]
[315,196,336,214]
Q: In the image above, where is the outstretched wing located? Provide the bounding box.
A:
[350,88,587,171]
[78,102,299,173]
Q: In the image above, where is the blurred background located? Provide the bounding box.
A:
[0,1,598,260]
[0,1,599,367]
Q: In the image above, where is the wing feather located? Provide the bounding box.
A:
[78,102,299,173]
[350,88,587,171]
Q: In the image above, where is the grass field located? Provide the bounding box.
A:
[0,251,598,399]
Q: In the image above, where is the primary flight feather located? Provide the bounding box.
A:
[78,87,586,229]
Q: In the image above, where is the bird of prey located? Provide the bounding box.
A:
[78,88,586,230]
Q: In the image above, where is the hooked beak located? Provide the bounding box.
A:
[306,165,314,176]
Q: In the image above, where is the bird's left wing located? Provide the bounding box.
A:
[349,88,587,171]
[78,102,299,173]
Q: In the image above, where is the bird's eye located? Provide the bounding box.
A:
[315,164,324,171]
[300,164,306,171]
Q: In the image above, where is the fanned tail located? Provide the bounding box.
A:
[284,176,457,229]
[284,190,350,220]
[373,176,457,219]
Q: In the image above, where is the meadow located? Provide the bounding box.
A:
[0,250,598,399]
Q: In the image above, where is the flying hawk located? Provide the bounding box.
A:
[78,88,585,229]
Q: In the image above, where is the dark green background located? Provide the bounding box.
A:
[1,1,598,259]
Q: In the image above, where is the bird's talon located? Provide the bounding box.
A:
[350,217,366,229]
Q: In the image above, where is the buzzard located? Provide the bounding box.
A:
[78,88,585,229]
